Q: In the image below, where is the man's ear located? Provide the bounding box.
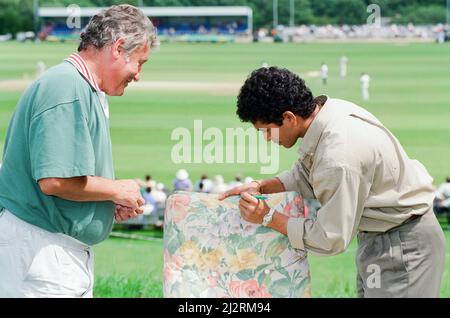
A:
[282,111,297,126]
[112,38,126,60]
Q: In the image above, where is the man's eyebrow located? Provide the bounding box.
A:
[140,58,148,64]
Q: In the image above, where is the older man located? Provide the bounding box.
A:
[0,5,158,297]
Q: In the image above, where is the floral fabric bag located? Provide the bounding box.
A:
[163,191,314,298]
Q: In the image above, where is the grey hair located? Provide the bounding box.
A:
[78,4,159,53]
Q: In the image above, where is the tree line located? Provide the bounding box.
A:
[0,0,447,35]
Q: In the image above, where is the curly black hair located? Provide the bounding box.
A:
[237,67,315,125]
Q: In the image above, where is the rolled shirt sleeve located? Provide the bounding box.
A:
[29,100,96,181]
[287,165,370,256]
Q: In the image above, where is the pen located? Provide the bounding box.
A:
[252,195,268,200]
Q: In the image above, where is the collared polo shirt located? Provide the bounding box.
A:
[0,53,115,245]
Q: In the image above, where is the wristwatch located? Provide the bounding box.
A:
[262,207,276,227]
[252,180,262,192]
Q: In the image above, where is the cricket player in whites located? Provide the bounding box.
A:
[0,5,158,297]
[340,55,348,78]
[360,72,371,101]
[320,62,329,85]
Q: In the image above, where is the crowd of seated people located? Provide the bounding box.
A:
[118,169,450,231]
[434,176,450,230]
[38,22,447,44]
[156,21,248,36]
[172,169,255,194]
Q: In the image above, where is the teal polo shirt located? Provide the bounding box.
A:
[0,61,115,245]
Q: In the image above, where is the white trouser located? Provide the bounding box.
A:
[362,86,369,101]
[0,209,94,298]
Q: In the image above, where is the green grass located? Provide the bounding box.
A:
[93,237,164,298]
[93,230,450,298]
[1,42,449,186]
[1,41,450,297]
[1,41,449,82]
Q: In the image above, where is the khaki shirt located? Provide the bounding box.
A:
[277,97,434,256]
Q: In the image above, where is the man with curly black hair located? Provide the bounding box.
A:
[221,66,446,298]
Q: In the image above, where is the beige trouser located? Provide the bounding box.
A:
[0,209,94,298]
[356,209,446,298]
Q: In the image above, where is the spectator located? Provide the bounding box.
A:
[437,29,445,43]
[152,182,167,204]
[173,169,193,192]
[434,176,450,230]
[142,187,156,215]
[136,174,156,189]
[436,177,450,199]
[228,174,243,189]
[161,182,171,197]
[252,30,259,42]
[258,28,267,39]
[194,174,212,193]
[209,175,228,194]
[244,176,254,184]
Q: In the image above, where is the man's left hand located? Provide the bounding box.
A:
[239,192,270,224]
[114,204,144,222]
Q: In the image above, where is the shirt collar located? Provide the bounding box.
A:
[298,95,334,161]
[65,52,110,119]
[65,52,101,92]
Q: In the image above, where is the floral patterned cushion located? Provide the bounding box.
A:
[163,191,314,298]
